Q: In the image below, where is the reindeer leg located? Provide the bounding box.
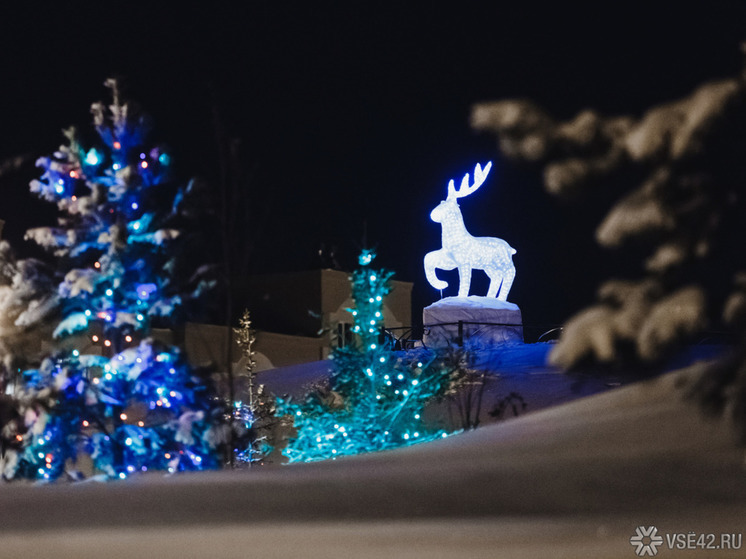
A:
[485,267,502,298]
[457,265,472,298]
[497,266,516,301]
[424,250,452,291]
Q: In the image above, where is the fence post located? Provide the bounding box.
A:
[457,320,464,347]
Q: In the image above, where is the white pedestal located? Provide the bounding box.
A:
[422,296,523,347]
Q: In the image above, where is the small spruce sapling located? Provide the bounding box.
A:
[279,250,457,463]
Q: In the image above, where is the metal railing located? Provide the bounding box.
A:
[384,322,564,349]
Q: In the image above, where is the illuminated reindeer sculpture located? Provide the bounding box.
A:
[424,162,516,300]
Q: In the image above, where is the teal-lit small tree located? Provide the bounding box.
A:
[2,80,224,481]
[279,250,457,463]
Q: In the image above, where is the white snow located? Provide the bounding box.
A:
[0,360,742,558]
[52,311,89,339]
[423,296,523,346]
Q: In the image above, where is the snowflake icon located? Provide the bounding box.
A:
[630,526,664,556]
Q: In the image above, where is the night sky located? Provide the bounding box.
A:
[1,3,744,331]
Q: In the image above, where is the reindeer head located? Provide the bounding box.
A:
[430,161,492,223]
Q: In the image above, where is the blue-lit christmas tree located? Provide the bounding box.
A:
[4,79,224,481]
[279,250,457,463]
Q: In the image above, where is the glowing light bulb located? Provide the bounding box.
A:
[141,161,148,169]
[84,148,100,166]
[91,335,99,343]
[69,170,79,179]
[104,340,112,347]
[113,163,121,170]
[370,274,377,281]
[82,420,89,427]
[72,349,79,357]
[105,288,113,297]
[131,202,138,210]
[55,184,64,194]
[113,141,121,150]
[94,261,101,269]
[120,413,127,421]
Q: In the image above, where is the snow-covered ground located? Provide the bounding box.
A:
[1,344,744,558]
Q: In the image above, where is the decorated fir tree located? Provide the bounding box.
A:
[2,79,224,481]
[279,250,457,463]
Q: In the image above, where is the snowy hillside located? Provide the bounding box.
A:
[1,346,742,558]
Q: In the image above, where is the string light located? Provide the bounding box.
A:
[424,161,516,300]
[279,249,452,463]
[10,82,223,483]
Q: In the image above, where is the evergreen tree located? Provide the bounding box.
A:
[471,56,746,437]
[2,79,224,481]
[279,250,457,463]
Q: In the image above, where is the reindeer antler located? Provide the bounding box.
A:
[447,161,493,200]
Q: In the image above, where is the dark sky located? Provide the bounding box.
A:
[0,3,744,330]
